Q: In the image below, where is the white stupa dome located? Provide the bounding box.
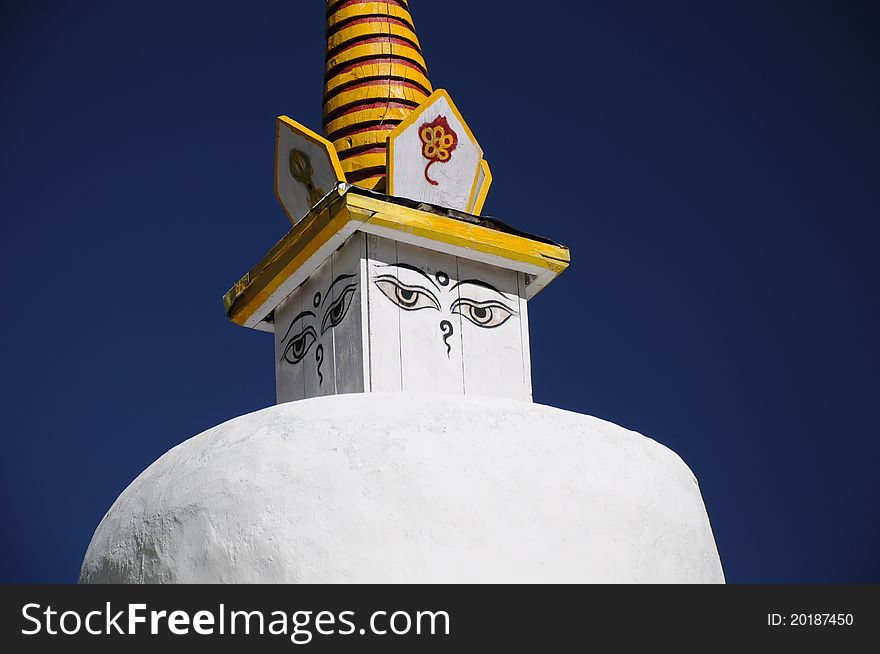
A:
[79,393,724,583]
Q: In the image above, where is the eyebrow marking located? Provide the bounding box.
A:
[280,310,315,343]
[321,273,357,307]
[380,262,440,290]
[450,278,506,296]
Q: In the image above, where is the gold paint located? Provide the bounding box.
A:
[326,42,427,72]
[350,174,385,190]
[288,149,326,207]
[323,62,432,96]
[323,84,429,120]
[340,152,387,175]
[324,107,415,140]
[323,1,432,188]
[327,22,421,51]
[332,129,395,156]
[274,116,346,225]
[327,3,417,30]
[351,193,569,273]
[225,190,569,327]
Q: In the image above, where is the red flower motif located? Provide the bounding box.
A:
[418,115,458,186]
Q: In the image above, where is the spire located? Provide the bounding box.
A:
[225,1,570,403]
[323,0,433,190]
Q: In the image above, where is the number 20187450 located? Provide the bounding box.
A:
[768,613,854,627]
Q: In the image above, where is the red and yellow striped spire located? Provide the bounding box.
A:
[323,0,433,190]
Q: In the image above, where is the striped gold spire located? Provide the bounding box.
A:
[323,0,433,190]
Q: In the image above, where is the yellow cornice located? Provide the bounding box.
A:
[348,192,568,273]
[224,187,570,330]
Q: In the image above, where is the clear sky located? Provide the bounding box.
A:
[1,0,877,583]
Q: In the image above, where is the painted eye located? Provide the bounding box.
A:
[374,276,441,312]
[282,326,317,364]
[321,284,357,334]
[452,299,515,328]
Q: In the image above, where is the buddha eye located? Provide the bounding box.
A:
[282,326,317,364]
[452,299,515,329]
[321,284,357,334]
[374,276,441,312]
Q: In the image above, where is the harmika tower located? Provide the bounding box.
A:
[80,1,724,584]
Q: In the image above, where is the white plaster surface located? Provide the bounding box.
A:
[275,235,533,403]
[79,393,724,584]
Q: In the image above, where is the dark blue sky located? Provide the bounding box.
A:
[2,1,877,583]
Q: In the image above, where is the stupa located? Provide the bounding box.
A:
[79,1,724,584]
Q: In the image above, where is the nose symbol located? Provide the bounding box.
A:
[439,320,453,357]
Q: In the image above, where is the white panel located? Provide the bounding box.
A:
[517,273,533,401]
[390,242,464,393]
[303,257,335,397]
[365,235,402,392]
[274,287,305,404]
[330,233,365,395]
[275,118,341,225]
[457,259,526,400]
[274,234,535,403]
[389,93,481,211]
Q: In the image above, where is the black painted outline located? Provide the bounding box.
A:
[373,275,441,312]
[450,278,506,294]
[280,310,315,344]
[380,262,440,291]
[321,284,357,334]
[281,325,318,364]
[451,298,516,329]
[279,273,360,368]
[322,274,358,307]
[315,344,324,385]
[439,320,454,356]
